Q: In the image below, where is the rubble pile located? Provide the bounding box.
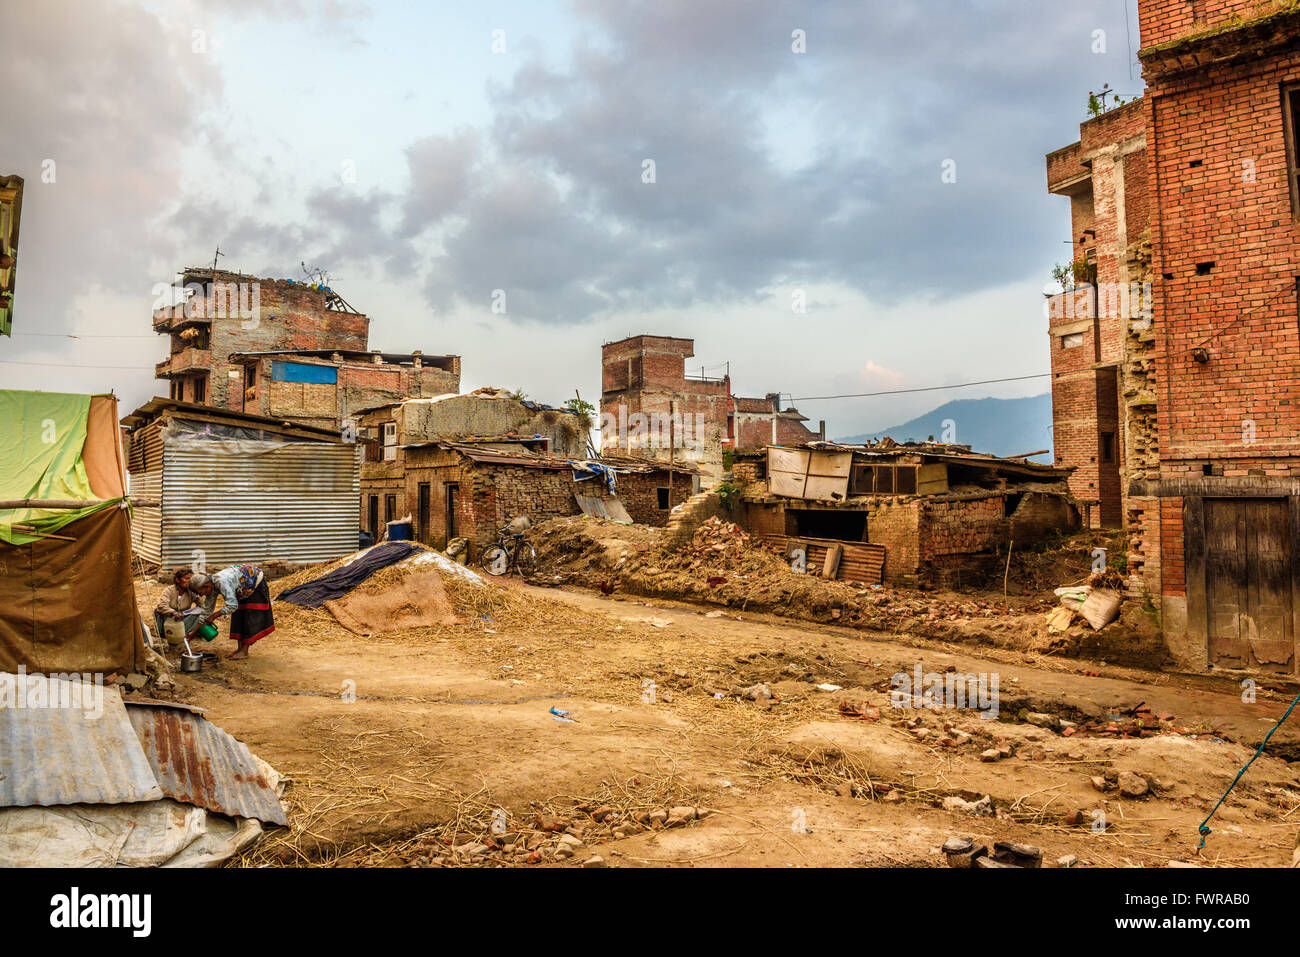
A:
[353,800,714,868]
[533,515,1165,668]
[660,517,788,575]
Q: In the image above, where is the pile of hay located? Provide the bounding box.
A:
[271,544,577,639]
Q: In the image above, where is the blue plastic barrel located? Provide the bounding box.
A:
[387,520,414,541]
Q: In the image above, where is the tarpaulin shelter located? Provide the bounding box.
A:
[0,390,145,674]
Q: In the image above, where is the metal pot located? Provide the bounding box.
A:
[181,653,203,674]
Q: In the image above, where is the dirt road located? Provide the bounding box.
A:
[146,581,1300,868]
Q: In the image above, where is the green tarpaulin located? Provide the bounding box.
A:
[0,390,120,545]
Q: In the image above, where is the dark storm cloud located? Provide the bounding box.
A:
[398,0,1138,322]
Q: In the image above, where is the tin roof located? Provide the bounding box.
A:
[125,702,288,825]
[121,397,342,440]
[788,440,1070,479]
[0,677,163,809]
[405,442,701,475]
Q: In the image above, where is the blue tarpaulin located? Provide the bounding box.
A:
[272,361,338,384]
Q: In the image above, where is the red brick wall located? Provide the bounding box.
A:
[1159,496,1186,596]
[1147,59,1300,466]
[601,335,731,481]
[920,496,1007,564]
[1139,0,1280,49]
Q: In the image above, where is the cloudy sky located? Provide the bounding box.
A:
[0,0,1143,439]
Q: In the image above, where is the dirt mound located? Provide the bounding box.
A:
[531,515,661,581]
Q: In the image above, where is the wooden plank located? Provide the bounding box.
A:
[823,543,843,580]
[916,464,949,495]
[803,474,850,501]
[807,450,852,478]
[767,447,810,475]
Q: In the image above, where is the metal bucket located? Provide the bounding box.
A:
[181,653,203,674]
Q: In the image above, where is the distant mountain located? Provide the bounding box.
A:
[835,394,1053,461]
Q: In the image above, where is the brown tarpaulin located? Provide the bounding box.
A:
[0,504,145,674]
[323,566,460,635]
[83,394,127,500]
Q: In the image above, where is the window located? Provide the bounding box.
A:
[1100,431,1116,463]
[657,487,671,509]
[784,509,867,542]
[850,464,918,495]
[1062,332,1084,349]
[192,375,207,404]
[385,495,396,523]
[1285,84,1300,215]
[382,422,398,461]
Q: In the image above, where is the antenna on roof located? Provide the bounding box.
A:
[211,245,223,282]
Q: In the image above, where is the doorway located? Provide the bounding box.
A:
[1204,497,1294,670]
[418,483,431,544]
[445,483,460,541]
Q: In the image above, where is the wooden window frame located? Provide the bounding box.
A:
[1283,83,1300,218]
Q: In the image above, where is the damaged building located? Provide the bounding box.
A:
[390,443,698,558]
[731,441,1079,588]
[1045,0,1300,675]
[152,266,460,429]
[600,334,823,486]
[0,174,21,338]
[355,387,694,555]
[1045,97,1153,532]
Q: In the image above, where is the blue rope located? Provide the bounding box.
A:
[1197,687,1300,851]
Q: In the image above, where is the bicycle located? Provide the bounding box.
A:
[480,525,537,578]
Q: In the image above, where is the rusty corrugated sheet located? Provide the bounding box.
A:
[0,677,163,808]
[125,703,287,825]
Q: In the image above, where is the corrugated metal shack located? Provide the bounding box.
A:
[733,440,1080,587]
[122,398,360,575]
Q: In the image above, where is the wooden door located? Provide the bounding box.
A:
[417,483,431,544]
[445,484,459,540]
[1205,498,1293,669]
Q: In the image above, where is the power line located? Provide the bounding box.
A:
[788,372,1051,402]
[0,359,156,370]
[13,332,158,339]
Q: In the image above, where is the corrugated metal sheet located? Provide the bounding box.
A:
[760,535,886,587]
[129,470,163,563]
[160,443,360,569]
[125,703,287,825]
[574,494,633,524]
[0,677,163,809]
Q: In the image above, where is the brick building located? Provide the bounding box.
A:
[1046,98,1154,529]
[599,334,822,486]
[732,442,1078,587]
[1128,0,1300,673]
[0,174,22,337]
[364,442,697,557]
[1045,1,1300,673]
[152,266,459,430]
